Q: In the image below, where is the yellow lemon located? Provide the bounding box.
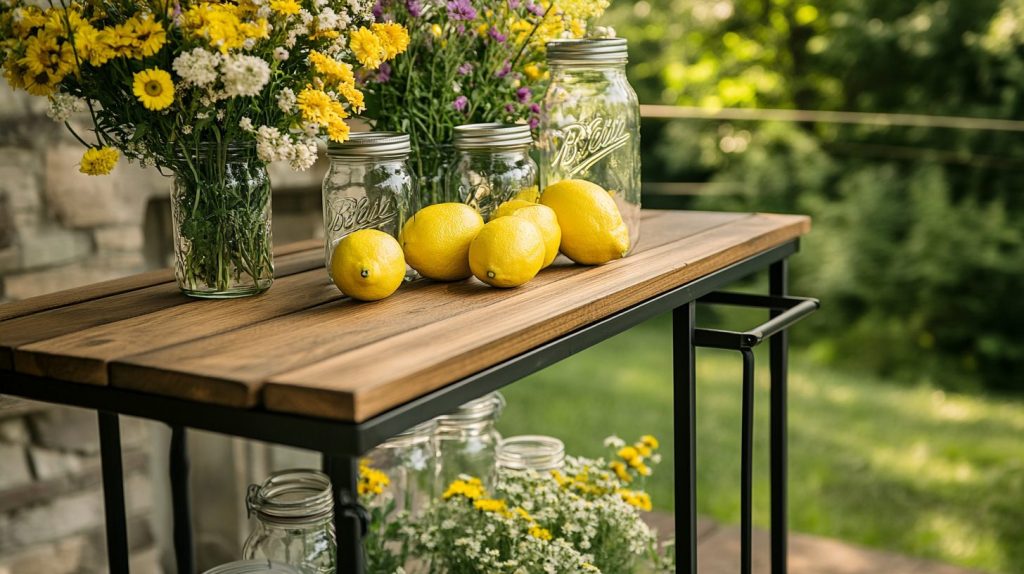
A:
[490,198,535,220]
[508,204,561,268]
[468,217,546,288]
[330,229,406,301]
[540,179,630,265]
[400,203,484,281]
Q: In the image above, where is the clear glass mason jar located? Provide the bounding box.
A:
[243,469,335,574]
[539,38,642,250]
[170,142,273,298]
[448,123,538,221]
[363,419,438,517]
[434,392,505,489]
[201,560,304,574]
[495,435,566,475]
[323,132,417,281]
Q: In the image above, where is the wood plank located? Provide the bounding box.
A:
[108,211,747,407]
[0,239,322,323]
[0,249,324,371]
[13,268,344,386]
[262,213,810,421]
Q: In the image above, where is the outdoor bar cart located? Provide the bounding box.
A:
[0,209,815,574]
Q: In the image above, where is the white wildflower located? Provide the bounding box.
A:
[238,117,255,132]
[220,54,271,98]
[277,87,297,113]
[181,124,193,134]
[46,93,86,122]
[290,137,319,170]
[603,435,625,449]
[172,47,221,87]
[273,47,290,61]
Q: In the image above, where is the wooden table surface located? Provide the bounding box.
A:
[0,210,810,423]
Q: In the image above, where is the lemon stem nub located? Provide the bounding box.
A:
[487,271,495,278]
[361,269,369,278]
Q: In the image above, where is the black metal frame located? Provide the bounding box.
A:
[0,239,814,574]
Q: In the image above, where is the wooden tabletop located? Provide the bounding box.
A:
[0,211,810,423]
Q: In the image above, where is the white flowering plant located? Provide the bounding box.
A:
[0,0,408,293]
[393,435,674,574]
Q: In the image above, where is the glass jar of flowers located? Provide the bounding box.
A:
[0,0,409,297]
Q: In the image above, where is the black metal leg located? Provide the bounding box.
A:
[325,455,366,574]
[170,426,194,574]
[769,260,789,574]
[673,303,697,574]
[739,349,755,574]
[98,412,130,574]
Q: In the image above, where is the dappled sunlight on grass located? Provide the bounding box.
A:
[497,312,1024,573]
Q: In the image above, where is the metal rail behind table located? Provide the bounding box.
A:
[0,210,813,574]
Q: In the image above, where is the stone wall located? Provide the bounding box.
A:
[0,76,328,573]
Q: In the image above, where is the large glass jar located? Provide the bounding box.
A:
[538,38,642,250]
[201,561,304,574]
[243,469,335,574]
[170,142,273,298]
[363,419,438,517]
[322,132,417,281]
[494,435,566,475]
[448,123,538,221]
[434,392,505,489]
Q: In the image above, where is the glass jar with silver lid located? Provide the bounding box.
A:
[434,392,506,489]
[243,469,335,574]
[539,38,641,251]
[495,435,566,476]
[447,123,538,220]
[322,132,417,280]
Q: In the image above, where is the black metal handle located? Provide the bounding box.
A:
[694,292,820,350]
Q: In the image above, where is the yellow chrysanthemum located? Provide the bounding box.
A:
[339,84,365,113]
[296,87,349,141]
[270,0,301,15]
[327,118,350,143]
[473,498,509,515]
[617,445,639,462]
[640,435,659,450]
[371,22,410,60]
[617,488,653,511]
[79,147,119,176]
[514,507,534,522]
[635,442,652,457]
[11,6,48,38]
[442,477,485,500]
[184,3,246,52]
[132,68,174,110]
[609,460,632,483]
[349,26,384,68]
[88,28,118,66]
[309,51,355,88]
[126,14,167,58]
[528,525,552,540]
[357,462,390,496]
[522,63,543,81]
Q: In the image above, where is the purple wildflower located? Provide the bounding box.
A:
[516,87,531,103]
[457,62,474,75]
[406,0,422,16]
[372,0,384,19]
[529,116,539,129]
[508,0,520,8]
[526,1,545,16]
[447,0,477,21]
[529,103,541,114]
[488,27,507,43]
[505,103,516,112]
[453,95,469,112]
[495,60,511,78]
[376,62,392,83]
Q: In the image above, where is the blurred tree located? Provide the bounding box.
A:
[603,0,1024,390]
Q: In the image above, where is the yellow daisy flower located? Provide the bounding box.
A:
[88,28,118,66]
[270,0,301,15]
[528,525,552,540]
[349,26,384,68]
[442,477,485,500]
[430,24,443,38]
[641,435,659,450]
[357,461,390,496]
[132,68,174,110]
[308,51,355,88]
[617,445,639,462]
[371,22,410,60]
[126,14,167,58]
[18,35,73,95]
[79,147,119,176]
[473,498,508,514]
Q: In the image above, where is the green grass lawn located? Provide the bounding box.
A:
[495,312,1024,574]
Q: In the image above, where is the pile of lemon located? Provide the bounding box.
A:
[330,179,630,301]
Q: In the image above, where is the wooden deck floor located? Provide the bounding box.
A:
[643,513,990,574]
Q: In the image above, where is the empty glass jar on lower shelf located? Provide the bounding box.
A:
[495,435,566,477]
[435,392,506,489]
[243,469,336,574]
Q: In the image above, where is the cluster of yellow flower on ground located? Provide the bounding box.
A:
[330,179,633,301]
[0,1,409,174]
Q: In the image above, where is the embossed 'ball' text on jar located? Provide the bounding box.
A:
[539,38,642,250]
[448,123,539,221]
[322,132,417,281]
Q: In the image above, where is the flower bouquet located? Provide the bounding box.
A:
[363,0,609,204]
[0,0,408,297]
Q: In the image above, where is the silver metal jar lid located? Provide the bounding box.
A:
[202,560,305,574]
[546,38,629,65]
[327,131,411,157]
[496,435,566,472]
[453,123,533,150]
[246,469,334,526]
